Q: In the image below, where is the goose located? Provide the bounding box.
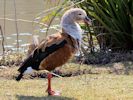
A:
[16,8,92,96]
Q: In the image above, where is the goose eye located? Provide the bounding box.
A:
[78,14,82,15]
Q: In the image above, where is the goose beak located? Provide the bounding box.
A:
[84,16,92,25]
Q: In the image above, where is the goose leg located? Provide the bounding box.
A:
[46,73,60,96]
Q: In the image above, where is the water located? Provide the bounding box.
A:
[0,0,61,53]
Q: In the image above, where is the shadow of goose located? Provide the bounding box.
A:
[16,95,77,100]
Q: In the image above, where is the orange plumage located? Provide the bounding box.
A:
[39,32,78,71]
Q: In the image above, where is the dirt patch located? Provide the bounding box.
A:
[0,64,98,80]
[1,62,133,80]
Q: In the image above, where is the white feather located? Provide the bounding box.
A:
[24,67,33,74]
[61,23,83,42]
[32,35,39,46]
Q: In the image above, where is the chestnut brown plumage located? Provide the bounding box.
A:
[16,8,92,96]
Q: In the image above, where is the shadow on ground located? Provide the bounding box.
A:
[16,95,77,100]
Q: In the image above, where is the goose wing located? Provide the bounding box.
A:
[17,33,67,73]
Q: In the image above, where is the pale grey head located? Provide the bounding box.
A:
[61,8,92,43]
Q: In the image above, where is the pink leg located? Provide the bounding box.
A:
[46,73,60,96]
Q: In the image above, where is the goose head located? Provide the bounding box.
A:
[61,8,92,43]
[61,8,92,25]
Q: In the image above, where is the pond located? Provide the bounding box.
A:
[0,0,61,53]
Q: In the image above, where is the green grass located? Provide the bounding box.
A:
[0,74,133,100]
[1,62,133,100]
